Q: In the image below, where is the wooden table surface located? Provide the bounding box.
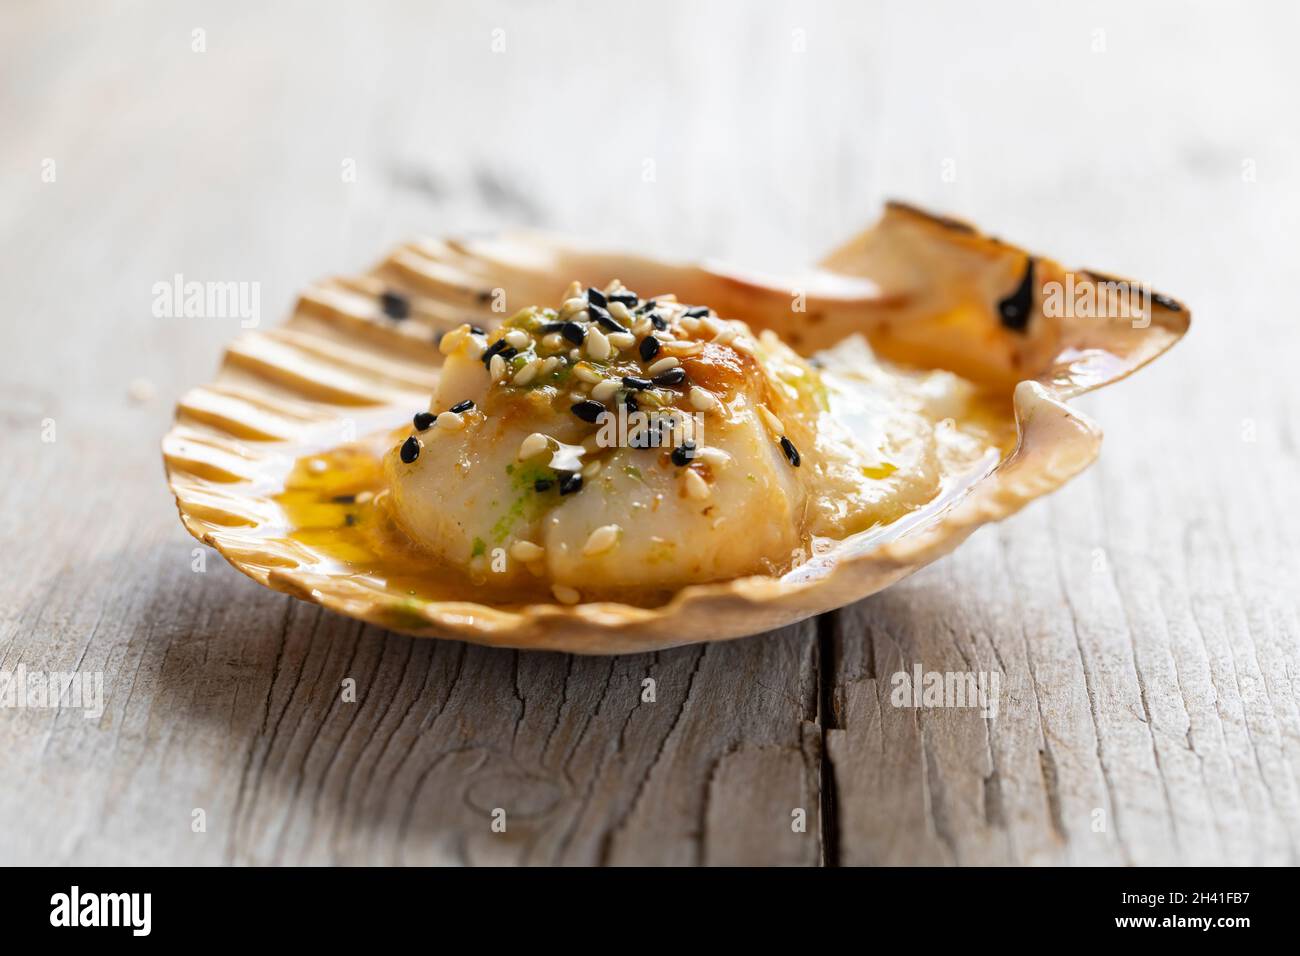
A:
[2,0,1297,866]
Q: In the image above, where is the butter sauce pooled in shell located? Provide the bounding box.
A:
[384,280,1006,605]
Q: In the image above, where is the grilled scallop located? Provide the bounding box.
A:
[164,202,1189,651]
[384,282,1003,604]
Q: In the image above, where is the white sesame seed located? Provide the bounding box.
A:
[510,540,545,562]
[562,280,583,300]
[586,328,611,360]
[679,316,701,334]
[505,329,530,349]
[540,356,561,375]
[542,332,564,352]
[605,278,625,294]
[436,411,466,431]
[608,332,635,350]
[559,297,587,318]
[591,379,620,401]
[666,340,705,357]
[552,584,581,605]
[711,322,737,344]
[489,353,507,381]
[568,348,581,361]
[512,360,539,385]
[518,432,550,460]
[683,469,711,500]
[697,446,731,468]
[757,405,785,436]
[574,363,601,384]
[646,356,680,376]
[609,301,632,323]
[632,316,652,336]
[689,386,720,412]
[582,524,621,556]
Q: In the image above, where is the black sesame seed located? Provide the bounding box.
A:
[636,299,658,312]
[779,436,801,467]
[570,400,606,423]
[481,339,509,365]
[449,400,475,414]
[586,287,607,308]
[639,336,661,362]
[561,321,586,345]
[413,411,436,430]
[996,257,1035,333]
[400,436,421,463]
[671,441,696,467]
[541,321,567,334]
[469,325,487,335]
[683,306,710,318]
[380,290,410,320]
[649,311,668,330]
[497,346,518,363]
[652,367,686,387]
[558,472,583,495]
[534,478,554,492]
[344,513,357,527]
[331,494,357,504]
[589,304,627,333]
[622,375,652,390]
[609,291,638,307]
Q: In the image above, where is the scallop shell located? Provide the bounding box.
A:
[163,202,1188,653]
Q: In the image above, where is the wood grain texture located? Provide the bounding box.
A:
[1,0,1297,865]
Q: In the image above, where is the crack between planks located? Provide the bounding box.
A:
[816,611,841,867]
